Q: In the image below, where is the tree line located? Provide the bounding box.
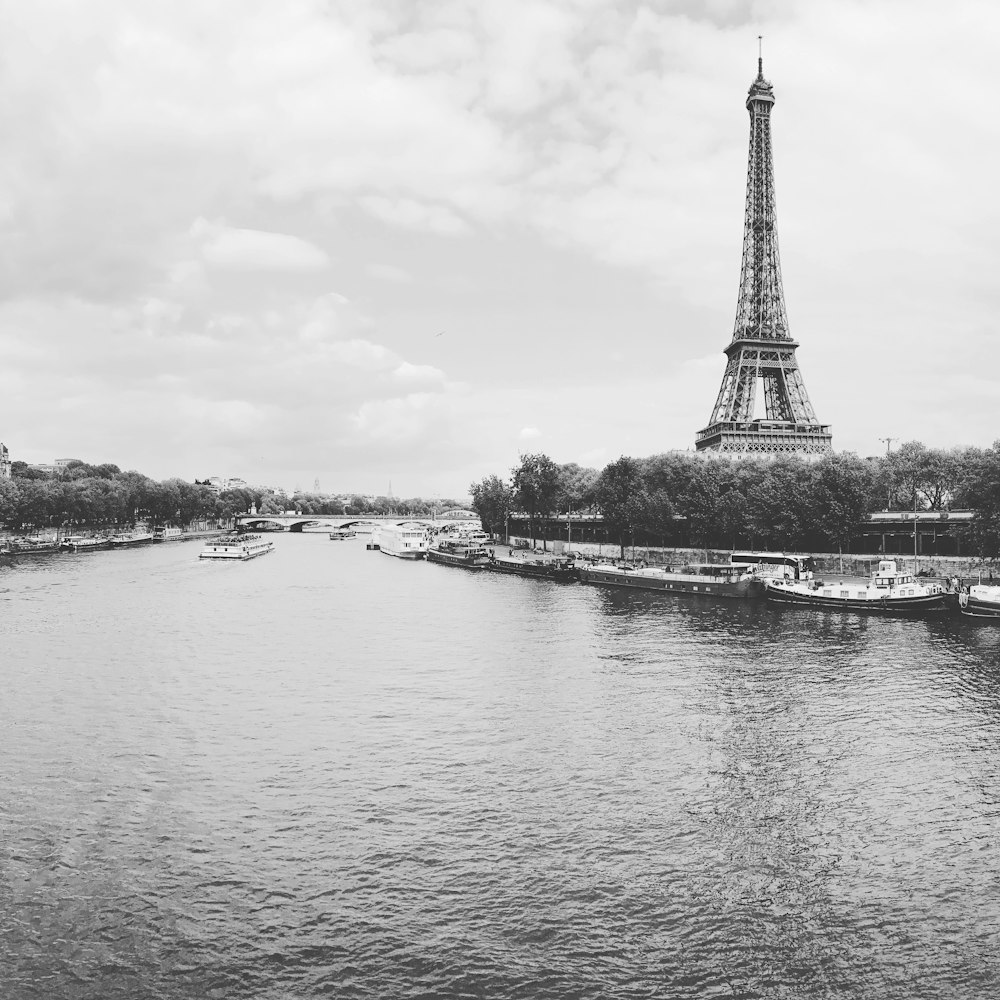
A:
[470,442,1000,558]
[0,460,471,533]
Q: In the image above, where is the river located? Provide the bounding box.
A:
[2,533,999,998]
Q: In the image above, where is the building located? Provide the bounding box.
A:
[204,476,249,493]
[696,52,832,458]
[0,442,10,479]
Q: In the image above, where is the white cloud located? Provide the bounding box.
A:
[1,0,999,494]
[192,218,330,271]
[366,262,413,284]
[357,197,469,236]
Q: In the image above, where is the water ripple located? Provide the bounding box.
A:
[2,538,999,997]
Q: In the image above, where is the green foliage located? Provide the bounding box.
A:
[3,462,223,531]
[556,463,598,513]
[469,475,513,538]
[594,456,648,557]
[511,453,561,546]
[955,442,1000,557]
[489,442,998,554]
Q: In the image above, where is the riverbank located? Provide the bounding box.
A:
[507,536,999,583]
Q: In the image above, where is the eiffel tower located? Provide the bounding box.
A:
[696,51,832,458]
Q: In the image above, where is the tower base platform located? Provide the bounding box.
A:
[696,419,833,458]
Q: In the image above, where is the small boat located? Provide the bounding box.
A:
[60,535,112,553]
[958,583,1000,619]
[489,551,578,582]
[427,538,492,569]
[763,559,947,614]
[199,534,275,561]
[329,527,357,541]
[578,560,758,598]
[108,529,155,548]
[152,526,184,542]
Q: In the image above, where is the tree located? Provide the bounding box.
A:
[744,459,815,551]
[594,456,648,558]
[956,443,1000,558]
[0,478,21,526]
[511,453,560,549]
[813,453,874,567]
[680,461,723,553]
[469,475,514,539]
[556,463,598,512]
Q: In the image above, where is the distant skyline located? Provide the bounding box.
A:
[1,1,998,497]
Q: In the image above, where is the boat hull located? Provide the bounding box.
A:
[578,565,755,598]
[427,549,490,569]
[489,557,577,582]
[959,589,1000,619]
[109,534,155,548]
[765,584,947,614]
[62,539,112,553]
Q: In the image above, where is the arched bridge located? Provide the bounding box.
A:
[234,513,478,533]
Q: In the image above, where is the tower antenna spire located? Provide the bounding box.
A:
[758,35,763,75]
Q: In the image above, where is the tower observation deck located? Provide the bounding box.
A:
[696,53,832,458]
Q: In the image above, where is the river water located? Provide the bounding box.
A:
[2,534,999,999]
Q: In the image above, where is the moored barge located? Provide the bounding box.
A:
[764,560,947,614]
[489,552,577,582]
[578,561,757,598]
[428,538,491,569]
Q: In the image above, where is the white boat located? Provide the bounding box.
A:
[329,527,357,541]
[152,526,184,542]
[764,559,947,614]
[377,523,428,559]
[199,534,275,561]
[958,583,1000,619]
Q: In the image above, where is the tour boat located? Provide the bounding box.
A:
[578,560,758,598]
[377,523,429,559]
[108,529,155,548]
[763,560,947,614]
[958,584,1000,619]
[488,551,578,582]
[199,534,275,561]
[329,527,357,541]
[427,538,492,569]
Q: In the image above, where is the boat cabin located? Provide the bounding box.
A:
[732,551,814,581]
[872,560,913,588]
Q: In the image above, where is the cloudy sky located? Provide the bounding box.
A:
[1,0,998,497]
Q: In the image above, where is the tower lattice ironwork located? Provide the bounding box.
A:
[696,54,832,458]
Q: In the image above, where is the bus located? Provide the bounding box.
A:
[730,551,814,581]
